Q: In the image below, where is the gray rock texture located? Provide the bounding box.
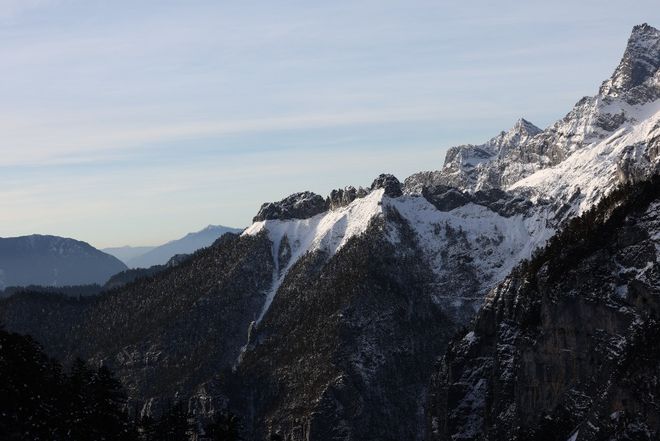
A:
[427,178,660,441]
[253,192,328,222]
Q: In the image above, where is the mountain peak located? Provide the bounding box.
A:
[631,22,659,40]
[600,23,660,97]
[488,117,542,150]
[370,173,403,197]
[512,118,542,136]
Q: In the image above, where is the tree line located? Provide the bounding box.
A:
[0,325,244,440]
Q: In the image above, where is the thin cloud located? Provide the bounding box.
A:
[0,102,513,166]
[0,0,55,20]
[2,0,659,245]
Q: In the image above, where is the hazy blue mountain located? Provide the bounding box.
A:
[125,225,243,268]
[0,235,127,290]
[101,246,155,265]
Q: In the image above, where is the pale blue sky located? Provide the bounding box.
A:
[1,0,658,247]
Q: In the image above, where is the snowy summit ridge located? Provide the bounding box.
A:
[244,23,660,324]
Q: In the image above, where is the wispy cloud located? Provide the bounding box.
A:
[1,0,659,245]
[0,0,55,21]
[0,101,515,166]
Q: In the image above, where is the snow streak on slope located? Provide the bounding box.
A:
[243,189,385,322]
[244,23,660,325]
[244,186,555,320]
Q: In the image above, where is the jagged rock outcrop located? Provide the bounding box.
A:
[600,23,660,102]
[370,173,403,197]
[421,185,539,217]
[405,118,545,193]
[253,191,328,221]
[327,186,370,209]
[428,178,660,441]
[407,25,660,203]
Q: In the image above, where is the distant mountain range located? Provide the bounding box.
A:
[99,246,155,264]
[0,235,126,290]
[0,225,242,291]
[103,225,243,268]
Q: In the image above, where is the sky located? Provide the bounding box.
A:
[1,0,658,248]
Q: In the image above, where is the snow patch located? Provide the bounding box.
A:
[388,196,554,297]
[463,331,477,345]
[243,189,385,322]
[509,100,660,215]
[566,430,579,441]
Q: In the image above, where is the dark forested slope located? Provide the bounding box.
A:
[428,177,660,441]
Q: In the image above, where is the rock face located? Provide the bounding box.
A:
[600,23,660,102]
[327,186,369,209]
[407,118,544,192]
[427,177,660,441]
[370,173,403,197]
[0,24,659,441]
[253,191,329,222]
[421,185,538,217]
[0,235,127,290]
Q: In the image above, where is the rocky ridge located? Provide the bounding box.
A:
[427,177,660,441]
[406,25,660,203]
[0,24,658,441]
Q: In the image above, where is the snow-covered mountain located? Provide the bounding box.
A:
[0,235,127,290]
[244,23,660,321]
[1,23,658,441]
[427,177,660,441]
[232,23,660,437]
[405,117,544,192]
[115,224,243,268]
[409,24,659,201]
[244,176,554,325]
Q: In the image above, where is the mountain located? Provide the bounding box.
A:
[0,24,658,441]
[405,117,544,192]
[407,24,660,206]
[427,177,660,441]
[0,235,127,290]
[102,253,192,290]
[0,232,272,414]
[101,246,155,265]
[121,225,243,268]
